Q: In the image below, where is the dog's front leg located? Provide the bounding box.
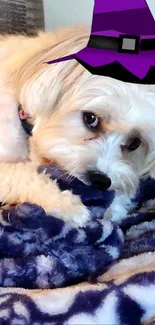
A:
[0,162,90,227]
[104,192,135,223]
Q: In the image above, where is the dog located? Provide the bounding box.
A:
[0,25,155,226]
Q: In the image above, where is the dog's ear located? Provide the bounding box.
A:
[9,26,89,119]
[18,64,62,118]
[17,56,85,120]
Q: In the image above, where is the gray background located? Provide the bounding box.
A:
[43,0,94,31]
[43,0,155,31]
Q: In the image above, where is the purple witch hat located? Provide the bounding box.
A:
[47,0,155,84]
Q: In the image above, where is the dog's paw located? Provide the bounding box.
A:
[104,204,128,223]
[104,193,134,223]
[48,190,90,228]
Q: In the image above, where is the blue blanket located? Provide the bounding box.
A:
[0,164,155,324]
[0,164,123,289]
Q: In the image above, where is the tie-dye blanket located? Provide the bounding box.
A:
[0,165,155,325]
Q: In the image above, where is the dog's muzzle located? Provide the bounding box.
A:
[87,171,111,190]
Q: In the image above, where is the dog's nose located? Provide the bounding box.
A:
[87,171,111,190]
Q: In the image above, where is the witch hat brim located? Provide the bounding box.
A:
[47,0,155,84]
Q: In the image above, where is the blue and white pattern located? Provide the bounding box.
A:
[0,164,154,324]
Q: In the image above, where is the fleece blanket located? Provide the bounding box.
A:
[0,165,155,324]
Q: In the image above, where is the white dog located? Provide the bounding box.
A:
[0,25,155,226]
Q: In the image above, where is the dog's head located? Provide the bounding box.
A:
[28,70,155,196]
[13,27,155,195]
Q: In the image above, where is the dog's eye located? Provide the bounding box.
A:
[83,111,100,131]
[126,137,141,152]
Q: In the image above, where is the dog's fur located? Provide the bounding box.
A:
[0,25,155,225]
